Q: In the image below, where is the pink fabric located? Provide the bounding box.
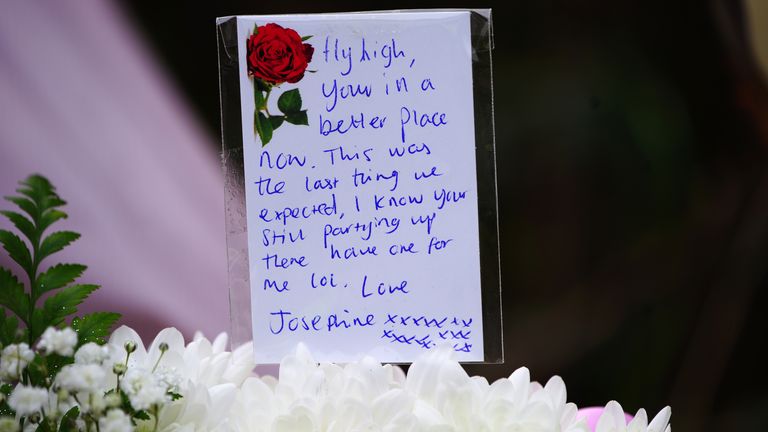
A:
[577,407,634,431]
[0,0,228,340]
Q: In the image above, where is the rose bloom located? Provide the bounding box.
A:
[247,23,314,84]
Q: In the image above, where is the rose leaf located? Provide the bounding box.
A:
[269,115,285,130]
[254,111,274,146]
[301,35,313,41]
[277,89,302,114]
[254,85,266,110]
[285,110,308,126]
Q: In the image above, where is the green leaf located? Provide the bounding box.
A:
[0,384,12,417]
[269,115,285,130]
[4,196,38,221]
[39,209,67,234]
[58,406,80,432]
[169,392,183,401]
[285,110,309,126]
[35,417,54,432]
[254,84,265,111]
[0,268,29,322]
[41,284,99,327]
[301,35,312,41]
[0,230,32,276]
[0,309,19,346]
[34,263,87,300]
[0,268,29,316]
[72,312,121,346]
[41,353,72,378]
[0,211,36,244]
[19,175,63,202]
[254,111,273,146]
[133,410,151,421]
[38,231,80,264]
[25,355,53,387]
[277,89,302,114]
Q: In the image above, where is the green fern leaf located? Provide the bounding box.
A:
[71,312,121,346]
[34,263,87,301]
[0,268,30,323]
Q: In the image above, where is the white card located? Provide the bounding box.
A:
[236,11,484,363]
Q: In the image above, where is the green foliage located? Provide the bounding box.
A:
[0,174,120,346]
[71,312,122,346]
[251,71,309,146]
[285,110,309,126]
[254,111,274,146]
[277,88,302,114]
[58,407,80,432]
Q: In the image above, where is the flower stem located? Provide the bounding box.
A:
[152,405,159,432]
[264,88,273,116]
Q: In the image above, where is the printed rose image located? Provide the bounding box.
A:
[247,23,314,84]
[247,23,314,146]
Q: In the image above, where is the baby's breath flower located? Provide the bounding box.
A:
[0,417,18,432]
[121,368,168,411]
[0,343,34,380]
[7,385,48,416]
[56,364,106,393]
[154,367,183,394]
[37,327,78,357]
[74,342,109,365]
[98,409,133,432]
[104,393,122,408]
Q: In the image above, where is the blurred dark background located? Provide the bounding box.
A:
[3,0,765,430]
[116,1,768,430]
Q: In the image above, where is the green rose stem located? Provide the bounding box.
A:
[263,87,273,116]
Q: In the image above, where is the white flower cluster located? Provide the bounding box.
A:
[38,327,78,357]
[0,343,34,381]
[0,325,245,432]
[0,326,672,432]
[219,345,671,432]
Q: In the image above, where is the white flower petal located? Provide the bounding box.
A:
[648,406,671,432]
[596,401,628,432]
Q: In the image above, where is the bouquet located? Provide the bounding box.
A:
[0,175,671,432]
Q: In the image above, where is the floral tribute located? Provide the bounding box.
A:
[246,23,314,146]
[0,175,672,431]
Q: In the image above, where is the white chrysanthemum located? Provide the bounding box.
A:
[106,326,255,432]
[37,327,78,357]
[99,409,133,432]
[97,326,670,432]
[596,401,671,432]
[7,385,49,416]
[227,344,593,432]
[0,343,35,380]
[74,342,110,365]
[56,364,107,393]
[121,368,169,411]
[0,416,18,432]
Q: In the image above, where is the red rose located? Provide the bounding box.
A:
[247,23,314,85]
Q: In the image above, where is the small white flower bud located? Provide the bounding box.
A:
[123,341,137,354]
[113,363,127,375]
[104,393,121,408]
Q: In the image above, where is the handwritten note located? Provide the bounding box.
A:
[236,12,483,363]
